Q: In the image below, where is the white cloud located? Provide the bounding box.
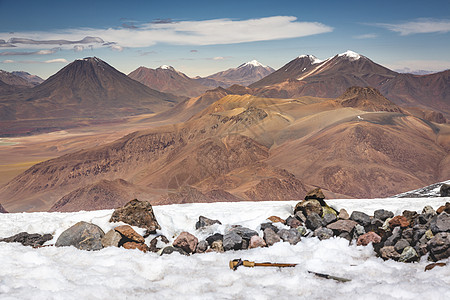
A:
[213,57,225,60]
[45,58,68,63]
[376,19,450,35]
[387,60,450,73]
[0,16,333,50]
[354,33,377,39]
[2,59,14,63]
[109,45,123,52]
[73,45,84,52]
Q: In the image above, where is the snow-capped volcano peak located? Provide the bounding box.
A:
[338,50,362,61]
[298,54,323,64]
[158,65,175,71]
[238,60,267,68]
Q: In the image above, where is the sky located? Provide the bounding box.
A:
[0,0,449,79]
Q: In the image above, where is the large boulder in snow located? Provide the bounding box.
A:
[0,232,52,247]
[294,199,323,217]
[223,231,243,251]
[114,225,145,244]
[173,231,198,253]
[195,216,222,229]
[55,221,105,251]
[440,183,450,197]
[109,199,161,236]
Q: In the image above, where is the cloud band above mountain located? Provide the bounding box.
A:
[376,19,450,35]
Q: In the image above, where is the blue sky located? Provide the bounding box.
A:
[1,0,449,78]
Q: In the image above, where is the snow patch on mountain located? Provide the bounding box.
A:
[158,65,175,70]
[338,50,362,61]
[238,60,267,68]
[393,179,450,198]
[298,54,323,64]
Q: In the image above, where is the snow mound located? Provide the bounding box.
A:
[338,50,362,61]
[238,60,267,68]
[298,54,323,64]
[158,65,175,70]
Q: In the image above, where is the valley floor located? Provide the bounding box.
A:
[0,198,449,299]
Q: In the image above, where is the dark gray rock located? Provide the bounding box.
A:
[306,212,323,231]
[160,246,189,256]
[286,216,302,228]
[394,239,410,253]
[55,221,105,251]
[402,210,418,224]
[401,228,414,243]
[322,213,337,226]
[223,231,243,251]
[374,209,394,221]
[350,211,371,227]
[314,227,334,240]
[412,228,427,245]
[206,233,223,246]
[260,222,279,233]
[429,212,450,234]
[427,232,450,261]
[228,226,259,241]
[0,232,52,247]
[440,183,450,197]
[295,211,307,223]
[277,228,301,245]
[296,226,308,237]
[263,228,281,246]
[384,226,402,247]
[338,232,352,241]
[195,216,222,230]
[195,240,208,253]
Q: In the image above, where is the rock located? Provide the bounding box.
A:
[352,224,366,240]
[389,216,410,229]
[314,227,334,240]
[366,218,383,233]
[338,208,350,220]
[381,218,393,231]
[277,228,302,245]
[402,210,418,223]
[417,213,435,225]
[173,231,198,253]
[0,203,8,213]
[398,246,419,263]
[306,212,323,231]
[101,230,122,248]
[206,233,223,246]
[0,232,53,247]
[210,240,224,252]
[195,240,208,253]
[228,226,259,241]
[260,222,279,233]
[326,219,358,235]
[296,226,308,237]
[223,231,243,251]
[114,225,145,244]
[440,183,450,197]
[195,216,222,229]
[429,212,450,234]
[357,232,381,246]
[338,232,352,241]
[379,246,400,260]
[55,221,104,251]
[149,235,170,252]
[267,216,286,224]
[122,241,149,252]
[374,209,394,221]
[414,243,429,257]
[384,226,402,246]
[427,232,450,261]
[412,227,427,245]
[350,211,371,227]
[422,205,436,216]
[394,239,410,253]
[286,216,302,228]
[294,200,323,217]
[401,228,414,244]
[304,187,326,201]
[295,211,307,223]
[322,205,337,217]
[159,246,189,256]
[263,228,281,246]
[425,262,447,271]
[436,202,450,214]
[322,212,337,226]
[249,235,266,248]
[109,199,161,236]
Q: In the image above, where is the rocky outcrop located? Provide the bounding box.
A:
[55,221,105,251]
[0,232,52,247]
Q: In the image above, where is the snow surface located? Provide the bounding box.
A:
[158,65,174,70]
[1,198,450,299]
[298,54,323,64]
[238,60,267,68]
[394,180,450,198]
[338,50,362,61]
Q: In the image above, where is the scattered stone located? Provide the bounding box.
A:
[401,228,414,244]
[326,219,357,235]
[296,226,308,237]
[436,202,450,214]
[267,216,286,224]
[306,213,323,231]
[352,224,366,240]
[195,216,222,229]
[350,211,371,227]
[195,240,209,253]
[223,231,243,251]
[374,209,394,221]
[429,212,450,234]
[55,221,104,251]
[427,232,450,261]
[277,228,301,245]
[109,199,161,236]
[357,232,381,246]
[422,206,436,216]
[384,226,402,246]
[322,213,337,226]
[381,217,393,231]
[379,246,400,261]
[294,200,323,217]
[295,211,307,223]
[314,227,334,240]
[398,246,419,263]
[322,205,337,217]
[263,228,281,246]
[210,240,224,253]
[394,239,410,253]
[440,183,450,197]
[339,232,352,241]
[425,262,447,271]
[173,231,198,253]
[0,232,53,247]
[206,233,223,246]
[101,230,122,248]
[249,235,267,248]
[286,216,302,228]
[304,187,325,203]
[149,235,170,252]
[122,241,149,252]
[402,210,418,223]
[338,208,350,220]
[159,246,189,256]
[229,226,259,241]
[389,216,410,229]
[114,225,145,244]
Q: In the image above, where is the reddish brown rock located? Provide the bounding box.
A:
[122,241,149,252]
[357,232,381,246]
[425,262,447,271]
[326,219,358,234]
[173,231,198,253]
[249,235,266,248]
[389,216,410,228]
[268,216,286,224]
[110,199,161,235]
[437,202,450,214]
[114,225,145,244]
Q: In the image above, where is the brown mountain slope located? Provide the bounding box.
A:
[0,70,35,88]
[128,66,209,98]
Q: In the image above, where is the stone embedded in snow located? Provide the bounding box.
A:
[228,226,259,241]
[286,216,302,228]
[122,241,149,252]
[350,211,371,227]
[277,228,302,245]
[314,227,334,240]
[173,232,198,254]
[306,213,323,231]
[195,216,222,230]
[398,246,419,263]
[159,245,189,256]
[357,232,381,246]
[294,200,323,217]
[223,231,243,251]
[101,229,122,248]
[149,235,169,252]
[210,240,224,252]
[249,235,266,248]
[195,240,208,253]
[0,232,52,247]
[374,209,394,221]
[206,233,223,246]
[440,184,450,197]
[55,221,104,251]
[260,222,279,233]
[114,225,145,244]
[327,219,357,235]
[427,232,450,261]
[379,246,401,260]
[263,228,281,246]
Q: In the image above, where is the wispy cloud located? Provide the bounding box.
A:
[375,19,450,35]
[0,16,333,51]
[354,33,377,39]
[0,48,58,56]
[1,58,68,64]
